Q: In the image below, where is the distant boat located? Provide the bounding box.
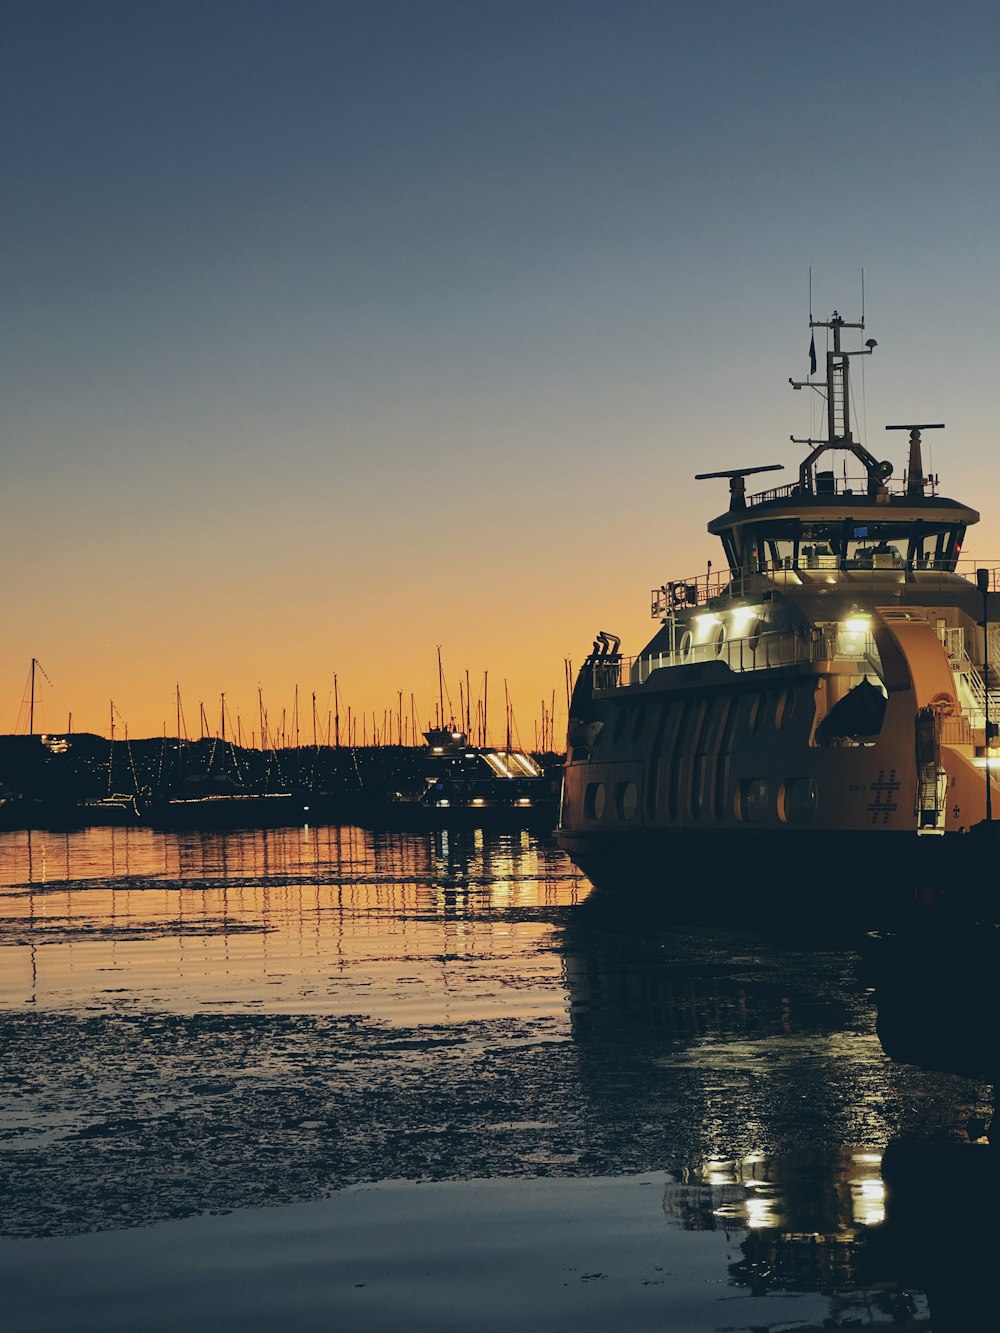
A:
[373,726,555,828]
[146,770,304,829]
[146,707,303,829]
[77,791,144,825]
[77,703,145,825]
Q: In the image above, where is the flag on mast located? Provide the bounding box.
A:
[808,333,817,376]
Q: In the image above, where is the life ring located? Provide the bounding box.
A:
[929,691,956,716]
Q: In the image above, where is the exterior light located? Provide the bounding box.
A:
[730,606,758,635]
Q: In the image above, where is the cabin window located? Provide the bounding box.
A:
[678,630,693,661]
[668,702,698,821]
[584,782,606,820]
[692,697,726,821]
[765,539,796,570]
[774,690,795,731]
[747,695,763,734]
[684,701,709,820]
[612,706,628,743]
[616,782,638,821]
[779,778,818,823]
[712,623,726,656]
[713,696,739,821]
[736,778,769,823]
[644,705,669,820]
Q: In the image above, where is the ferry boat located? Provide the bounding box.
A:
[557,310,1000,905]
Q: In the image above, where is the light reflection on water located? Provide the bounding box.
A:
[1,824,997,1329]
[0,825,580,1022]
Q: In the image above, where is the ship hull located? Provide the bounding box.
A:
[557,611,1000,921]
[555,823,987,921]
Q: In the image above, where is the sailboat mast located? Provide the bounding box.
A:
[437,647,445,729]
[29,658,36,736]
[334,674,340,747]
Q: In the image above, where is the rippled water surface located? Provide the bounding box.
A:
[1,824,995,1330]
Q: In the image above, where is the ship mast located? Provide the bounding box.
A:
[819,311,861,446]
[789,311,883,495]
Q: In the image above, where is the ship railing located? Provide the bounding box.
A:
[743,474,934,506]
[938,625,1000,738]
[651,559,1000,618]
[588,626,880,689]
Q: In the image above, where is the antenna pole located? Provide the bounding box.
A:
[29,658,36,736]
[978,568,993,823]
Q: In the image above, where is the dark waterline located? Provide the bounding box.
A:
[0,825,994,1330]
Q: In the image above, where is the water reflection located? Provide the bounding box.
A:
[0,825,578,1019]
[560,897,999,1330]
[2,828,999,1330]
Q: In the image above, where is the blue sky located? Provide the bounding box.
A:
[3,1,997,736]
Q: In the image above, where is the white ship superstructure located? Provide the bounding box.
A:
[558,311,999,896]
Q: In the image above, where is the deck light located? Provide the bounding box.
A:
[730,606,758,635]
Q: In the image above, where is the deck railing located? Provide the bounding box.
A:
[587,626,879,690]
[651,559,1000,618]
[743,474,927,507]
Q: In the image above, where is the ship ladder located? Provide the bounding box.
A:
[914,705,946,835]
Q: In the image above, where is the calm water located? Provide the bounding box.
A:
[0,824,996,1331]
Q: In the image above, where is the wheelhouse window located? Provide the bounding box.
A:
[724,519,967,574]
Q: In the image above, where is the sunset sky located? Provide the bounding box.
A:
[3,0,997,742]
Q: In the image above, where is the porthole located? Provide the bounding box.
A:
[779,777,818,823]
[616,781,638,821]
[735,777,770,823]
[678,630,693,660]
[584,782,606,820]
[712,623,727,656]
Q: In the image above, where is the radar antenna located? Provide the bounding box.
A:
[886,423,944,496]
[694,464,783,509]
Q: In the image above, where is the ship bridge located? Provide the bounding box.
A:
[696,312,978,579]
[706,484,978,578]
